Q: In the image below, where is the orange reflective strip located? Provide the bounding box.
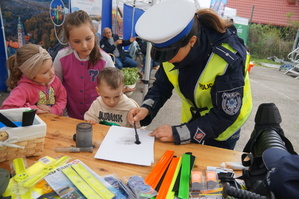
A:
[145,150,174,189]
[156,157,181,199]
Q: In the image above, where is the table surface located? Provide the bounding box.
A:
[0,113,243,177]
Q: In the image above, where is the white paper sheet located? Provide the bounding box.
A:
[94,126,155,166]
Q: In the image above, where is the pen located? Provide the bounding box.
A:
[134,122,141,145]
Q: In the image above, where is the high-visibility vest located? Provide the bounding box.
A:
[163,43,252,141]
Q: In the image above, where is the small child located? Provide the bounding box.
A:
[1,44,67,115]
[54,10,115,120]
[84,67,139,127]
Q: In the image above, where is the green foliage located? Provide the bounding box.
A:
[247,24,297,60]
[286,12,299,28]
[24,12,59,49]
[121,68,139,85]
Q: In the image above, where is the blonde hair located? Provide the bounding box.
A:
[6,44,51,90]
[63,10,101,68]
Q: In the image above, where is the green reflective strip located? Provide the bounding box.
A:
[62,166,101,198]
[178,154,191,199]
[72,163,115,199]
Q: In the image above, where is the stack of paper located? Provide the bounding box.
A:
[94,126,155,166]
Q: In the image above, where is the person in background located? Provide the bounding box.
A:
[53,10,115,120]
[1,44,67,115]
[100,27,138,70]
[84,67,139,127]
[92,19,101,43]
[128,0,252,150]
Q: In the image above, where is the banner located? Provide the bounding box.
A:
[0,0,70,91]
[70,0,102,39]
[123,4,144,39]
[210,0,227,17]
[233,16,249,45]
[0,8,8,91]
[0,0,69,57]
[70,0,102,18]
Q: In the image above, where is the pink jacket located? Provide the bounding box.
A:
[54,47,115,120]
[1,75,67,115]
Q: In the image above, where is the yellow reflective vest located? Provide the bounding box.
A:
[163,43,252,141]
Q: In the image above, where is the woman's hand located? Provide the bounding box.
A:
[149,125,174,142]
[128,107,149,125]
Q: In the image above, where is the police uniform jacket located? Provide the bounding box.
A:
[140,25,251,145]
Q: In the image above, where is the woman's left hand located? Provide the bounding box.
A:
[149,125,174,142]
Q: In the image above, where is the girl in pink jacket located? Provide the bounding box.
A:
[1,44,67,115]
[53,10,115,120]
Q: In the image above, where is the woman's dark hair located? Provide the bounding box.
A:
[196,8,232,33]
[179,8,233,48]
[63,10,102,68]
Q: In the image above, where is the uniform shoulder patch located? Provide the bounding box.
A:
[222,92,241,115]
[193,128,206,144]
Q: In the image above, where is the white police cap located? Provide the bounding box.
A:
[135,0,196,62]
[136,0,195,46]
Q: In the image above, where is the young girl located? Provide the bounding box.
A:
[54,10,115,120]
[1,44,67,115]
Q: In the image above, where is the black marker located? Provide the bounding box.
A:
[134,122,141,145]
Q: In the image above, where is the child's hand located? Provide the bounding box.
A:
[36,109,50,114]
[37,104,51,112]
[85,119,96,125]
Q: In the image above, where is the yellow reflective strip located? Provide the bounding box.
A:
[13,158,28,182]
[23,156,70,188]
[62,166,101,198]
[11,158,32,199]
[72,163,115,199]
[166,157,182,199]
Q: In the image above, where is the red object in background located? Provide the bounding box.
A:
[248,62,254,73]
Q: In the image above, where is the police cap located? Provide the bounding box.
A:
[135,0,196,62]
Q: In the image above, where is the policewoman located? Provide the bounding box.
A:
[128,0,252,149]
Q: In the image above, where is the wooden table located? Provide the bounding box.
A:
[0,113,243,177]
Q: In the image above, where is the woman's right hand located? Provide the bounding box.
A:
[128,107,149,126]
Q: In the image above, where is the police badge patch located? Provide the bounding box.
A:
[194,128,206,144]
[222,92,241,115]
